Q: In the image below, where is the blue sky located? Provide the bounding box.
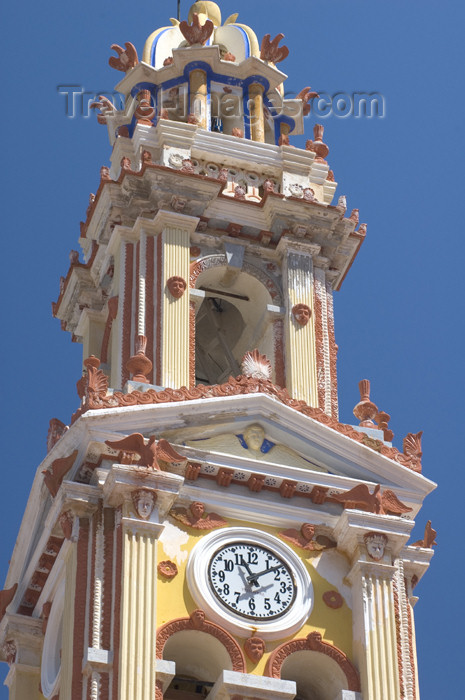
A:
[1,0,463,696]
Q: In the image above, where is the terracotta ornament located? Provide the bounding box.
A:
[90,95,116,124]
[244,636,265,663]
[336,195,347,213]
[292,303,312,327]
[0,584,17,622]
[140,151,152,167]
[59,510,74,540]
[349,208,359,224]
[303,187,315,201]
[322,590,343,609]
[179,12,214,46]
[331,483,412,516]
[234,185,246,200]
[73,360,423,473]
[41,600,53,634]
[190,245,201,257]
[105,433,186,470]
[181,158,195,173]
[297,87,319,116]
[260,33,289,63]
[2,640,16,665]
[108,42,139,71]
[327,170,335,182]
[158,560,178,579]
[163,56,174,66]
[364,532,388,561]
[306,124,329,161]
[241,349,272,380]
[278,134,290,146]
[395,431,423,472]
[263,179,276,193]
[353,379,379,428]
[412,520,437,548]
[120,156,131,171]
[42,449,79,498]
[132,489,157,520]
[126,334,153,383]
[135,90,155,124]
[358,223,367,235]
[100,165,111,181]
[187,113,199,125]
[170,501,227,530]
[280,523,336,552]
[377,410,394,442]
[223,52,236,62]
[185,462,202,480]
[167,276,187,299]
[47,418,68,453]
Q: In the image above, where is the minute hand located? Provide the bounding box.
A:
[246,563,283,584]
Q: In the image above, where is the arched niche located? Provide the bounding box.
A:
[157,613,246,682]
[191,257,282,386]
[265,632,361,700]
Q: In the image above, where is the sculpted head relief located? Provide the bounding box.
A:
[132,489,156,520]
[167,276,187,299]
[243,424,265,451]
[364,532,388,561]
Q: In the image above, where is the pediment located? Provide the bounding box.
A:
[76,391,435,518]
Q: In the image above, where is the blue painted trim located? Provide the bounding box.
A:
[150,28,171,67]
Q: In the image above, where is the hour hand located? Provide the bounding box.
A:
[240,556,259,587]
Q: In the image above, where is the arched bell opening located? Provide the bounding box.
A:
[280,650,349,700]
[193,265,276,385]
[163,629,234,681]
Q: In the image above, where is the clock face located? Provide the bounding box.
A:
[209,543,296,619]
[186,527,313,640]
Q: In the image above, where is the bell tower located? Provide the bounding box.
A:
[0,4,436,700]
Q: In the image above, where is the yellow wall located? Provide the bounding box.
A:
[156,517,353,673]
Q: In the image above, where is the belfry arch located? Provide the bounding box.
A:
[190,256,284,386]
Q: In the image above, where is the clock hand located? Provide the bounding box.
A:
[246,563,283,584]
[240,556,259,587]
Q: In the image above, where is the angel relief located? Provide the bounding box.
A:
[185,423,327,472]
[105,433,186,470]
[169,501,227,530]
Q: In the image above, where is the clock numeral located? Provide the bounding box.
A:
[235,591,241,604]
[248,598,256,611]
[280,581,287,593]
[274,570,281,581]
[264,598,271,610]
[247,551,258,565]
[224,560,234,572]
[218,571,225,582]
[223,583,230,595]
[274,592,281,604]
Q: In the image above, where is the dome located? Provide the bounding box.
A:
[142,2,259,69]
[188,1,222,26]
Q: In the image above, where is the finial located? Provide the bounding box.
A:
[353,379,379,428]
[126,335,153,383]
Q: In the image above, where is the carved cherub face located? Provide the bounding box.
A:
[190,501,205,520]
[244,636,265,663]
[243,424,265,451]
[292,303,312,327]
[133,489,156,520]
[300,523,315,541]
[167,276,187,299]
[364,532,388,561]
